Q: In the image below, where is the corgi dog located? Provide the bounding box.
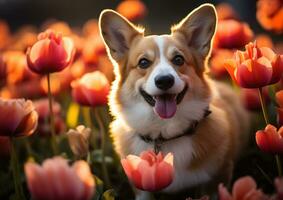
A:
[99,3,249,199]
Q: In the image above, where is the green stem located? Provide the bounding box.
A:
[276,155,282,177]
[258,87,269,124]
[10,137,26,200]
[94,107,110,188]
[258,87,282,176]
[24,138,32,157]
[47,73,59,155]
[82,107,92,128]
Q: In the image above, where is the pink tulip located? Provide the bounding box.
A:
[0,98,38,137]
[26,29,75,74]
[218,176,267,200]
[121,150,174,192]
[25,156,95,200]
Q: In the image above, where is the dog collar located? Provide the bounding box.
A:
[138,107,212,153]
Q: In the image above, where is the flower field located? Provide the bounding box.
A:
[0,0,283,199]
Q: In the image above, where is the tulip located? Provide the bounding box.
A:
[218,176,267,200]
[71,71,110,107]
[0,54,6,80]
[210,49,234,78]
[11,26,37,51]
[82,35,106,65]
[4,51,36,85]
[225,41,283,88]
[275,177,283,200]
[121,150,174,192]
[25,156,95,200]
[26,29,75,74]
[255,34,274,48]
[256,124,283,154]
[214,20,253,49]
[257,0,283,34]
[0,20,11,50]
[67,125,91,158]
[216,3,238,21]
[241,88,270,111]
[34,99,65,136]
[116,0,147,21]
[0,98,38,137]
[83,19,99,37]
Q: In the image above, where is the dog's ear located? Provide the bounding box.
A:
[171,4,217,59]
[99,9,144,61]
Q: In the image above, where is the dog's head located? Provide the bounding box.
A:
[99,4,217,136]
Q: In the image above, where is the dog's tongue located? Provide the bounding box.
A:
[154,95,177,119]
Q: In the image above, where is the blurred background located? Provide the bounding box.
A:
[0,0,280,39]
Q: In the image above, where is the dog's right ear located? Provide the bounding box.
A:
[99,9,144,61]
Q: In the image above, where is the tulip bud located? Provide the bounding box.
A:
[0,98,38,137]
[26,29,75,74]
[67,125,91,158]
[121,150,174,192]
[71,71,110,107]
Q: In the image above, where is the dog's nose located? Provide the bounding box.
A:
[154,74,175,91]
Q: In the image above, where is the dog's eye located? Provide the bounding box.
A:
[172,55,185,66]
[138,58,151,69]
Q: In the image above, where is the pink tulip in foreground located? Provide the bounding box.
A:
[218,176,267,200]
[26,29,75,74]
[121,150,174,192]
[25,156,95,200]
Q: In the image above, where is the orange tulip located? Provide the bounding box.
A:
[27,29,75,74]
[0,98,38,137]
[218,176,267,200]
[116,0,147,21]
[225,41,283,88]
[255,34,274,48]
[25,157,95,200]
[216,3,238,21]
[214,20,253,49]
[82,35,106,65]
[121,150,174,192]
[257,0,283,34]
[0,20,11,50]
[210,49,234,78]
[71,71,110,107]
[0,54,6,80]
[256,124,283,154]
[82,19,99,37]
[4,51,36,85]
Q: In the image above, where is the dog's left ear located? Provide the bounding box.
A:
[172,4,217,59]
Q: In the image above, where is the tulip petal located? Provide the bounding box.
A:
[232,176,257,200]
[218,183,232,200]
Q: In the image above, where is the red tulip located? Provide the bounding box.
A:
[256,124,283,154]
[257,0,283,34]
[71,71,110,107]
[25,156,95,200]
[225,41,283,88]
[121,150,174,192]
[218,176,267,200]
[241,87,270,111]
[116,0,147,21]
[26,29,75,74]
[214,20,253,49]
[0,98,38,137]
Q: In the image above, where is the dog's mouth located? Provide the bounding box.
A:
[139,85,188,119]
